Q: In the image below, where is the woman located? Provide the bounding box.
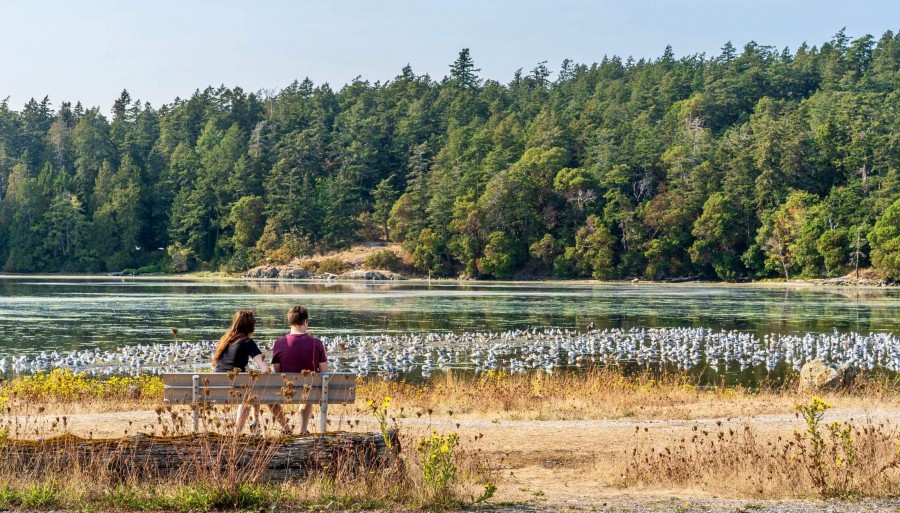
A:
[212,309,269,434]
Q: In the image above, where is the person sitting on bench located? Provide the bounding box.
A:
[212,309,269,433]
[270,306,328,435]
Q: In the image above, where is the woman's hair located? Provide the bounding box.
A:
[212,309,256,365]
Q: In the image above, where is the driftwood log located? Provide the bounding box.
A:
[0,430,399,481]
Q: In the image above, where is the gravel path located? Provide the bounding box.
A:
[6,406,899,510]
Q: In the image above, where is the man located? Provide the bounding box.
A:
[271,305,328,434]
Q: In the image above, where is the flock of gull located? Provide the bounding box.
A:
[2,327,899,379]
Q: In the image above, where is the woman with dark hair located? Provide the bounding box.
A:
[212,309,269,433]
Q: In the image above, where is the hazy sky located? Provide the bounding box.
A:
[1,1,897,114]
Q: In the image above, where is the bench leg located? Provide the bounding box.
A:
[192,374,200,433]
[319,373,330,433]
[319,402,328,433]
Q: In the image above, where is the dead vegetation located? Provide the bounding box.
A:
[2,368,899,508]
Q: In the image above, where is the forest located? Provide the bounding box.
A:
[0,29,899,281]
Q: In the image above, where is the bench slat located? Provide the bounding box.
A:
[164,389,356,404]
[162,372,357,407]
[162,372,356,387]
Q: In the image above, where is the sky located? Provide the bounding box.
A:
[0,0,897,114]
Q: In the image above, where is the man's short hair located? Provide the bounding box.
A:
[287,306,309,326]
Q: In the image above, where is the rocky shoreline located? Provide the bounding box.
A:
[818,276,895,287]
[243,265,406,281]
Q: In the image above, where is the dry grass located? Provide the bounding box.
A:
[0,373,493,511]
[6,367,898,420]
[355,367,900,421]
[615,400,900,498]
[2,368,900,508]
[290,242,409,272]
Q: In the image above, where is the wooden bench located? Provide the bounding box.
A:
[163,372,357,432]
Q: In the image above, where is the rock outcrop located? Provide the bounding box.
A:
[243,265,404,281]
[821,277,893,287]
[243,266,303,279]
[337,270,405,281]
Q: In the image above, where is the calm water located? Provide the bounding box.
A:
[1,277,899,357]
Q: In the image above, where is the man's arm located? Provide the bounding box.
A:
[318,361,328,373]
[272,363,281,372]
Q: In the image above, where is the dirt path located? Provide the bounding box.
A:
[7,405,900,509]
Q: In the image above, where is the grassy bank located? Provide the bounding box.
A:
[4,367,899,419]
[2,369,899,508]
[0,372,493,511]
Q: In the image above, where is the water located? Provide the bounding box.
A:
[2,276,898,356]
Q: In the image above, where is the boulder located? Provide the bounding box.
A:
[278,268,310,280]
[243,266,272,278]
[798,359,840,392]
[339,270,389,280]
[338,270,407,280]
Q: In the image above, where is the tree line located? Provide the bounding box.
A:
[1,29,899,280]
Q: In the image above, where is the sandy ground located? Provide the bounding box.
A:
[7,404,900,511]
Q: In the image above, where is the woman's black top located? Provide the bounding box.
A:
[215,338,262,372]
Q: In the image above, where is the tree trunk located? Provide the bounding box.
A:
[1,430,398,481]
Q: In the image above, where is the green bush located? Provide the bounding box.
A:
[223,247,262,273]
[869,199,900,280]
[364,249,401,271]
[477,232,518,279]
[552,252,575,278]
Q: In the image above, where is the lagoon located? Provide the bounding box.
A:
[1,277,899,358]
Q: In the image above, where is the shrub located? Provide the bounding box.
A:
[417,431,459,499]
[622,395,900,498]
[364,249,401,271]
[318,258,349,275]
[266,247,293,266]
[367,396,394,451]
[166,243,193,273]
[2,369,164,402]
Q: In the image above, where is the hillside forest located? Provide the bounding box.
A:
[1,29,899,281]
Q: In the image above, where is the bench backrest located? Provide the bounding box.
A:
[163,372,357,405]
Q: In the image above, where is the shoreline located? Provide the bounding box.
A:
[0,271,896,290]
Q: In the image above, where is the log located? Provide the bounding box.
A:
[0,430,399,481]
[665,276,700,283]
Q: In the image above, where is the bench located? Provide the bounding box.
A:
[163,372,357,433]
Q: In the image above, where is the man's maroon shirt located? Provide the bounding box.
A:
[271,333,328,372]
